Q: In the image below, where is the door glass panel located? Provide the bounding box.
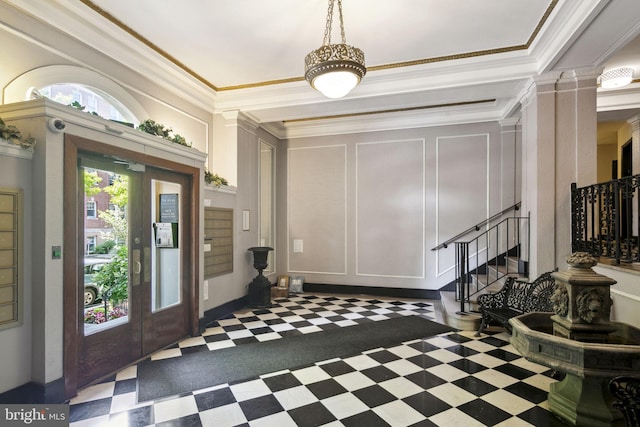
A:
[83,167,130,334]
[151,180,182,311]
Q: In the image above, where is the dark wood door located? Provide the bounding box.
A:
[76,153,143,387]
[63,135,199,395]
[140,166,191,355]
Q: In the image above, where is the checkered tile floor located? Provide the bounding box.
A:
[68,294,563,426]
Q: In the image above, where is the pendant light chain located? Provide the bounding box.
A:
[322,0,348,46]
[337,0,347,45]
[305,0,365,98]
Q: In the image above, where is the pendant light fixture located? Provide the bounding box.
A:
[304,0,366,99]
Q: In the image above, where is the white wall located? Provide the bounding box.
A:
[201,116,278,313]
[280,121,518,291]
[593,265,640,329]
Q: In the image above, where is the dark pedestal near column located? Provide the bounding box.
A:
[247,247,273,308]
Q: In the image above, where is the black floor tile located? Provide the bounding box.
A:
[367,349,401,364]
[306,378,347,400]
[194,387,237,411]
[452,376,498,397]
[404,371,448,389]
[448,358,490,375]
[406,354,444,369]
[238,394,284,421]
[403,391,452,417]
[288,401,337,427]
[352,384,396,408]
[262,373,303,392]
[486,348,522,362]
[113,378,137,395]
[504,381,549,404]
[319,360,356,377]
[69,397,112,422]
[341,409,391,427]
[155,412,202,427]
[361,365,400,383]
[494,363,537,380]
[458,398,512,425]
[109,405,153,427]
[179,345,208,355]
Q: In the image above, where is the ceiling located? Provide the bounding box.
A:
[8,0,640,137]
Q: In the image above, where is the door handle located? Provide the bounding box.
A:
[132,249,140,286]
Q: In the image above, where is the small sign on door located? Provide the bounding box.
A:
[154,222,178,248]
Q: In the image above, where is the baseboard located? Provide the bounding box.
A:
[302,283,440,300]
[199,295,248,332]
[0,378,65,404]
[439,279,457,292]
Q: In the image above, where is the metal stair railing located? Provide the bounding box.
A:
[453,215,530,314]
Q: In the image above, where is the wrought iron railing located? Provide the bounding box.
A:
[571,175,640,264]
[453,215,530,313]
[432,203,529,313]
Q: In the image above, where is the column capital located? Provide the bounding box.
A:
[221,110,259,134]
[499,118,521,130]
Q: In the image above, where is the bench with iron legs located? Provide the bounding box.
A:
[609,376,640,427]
[475,271,556,336]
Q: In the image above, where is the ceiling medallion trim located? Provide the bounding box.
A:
[80,0,558,92]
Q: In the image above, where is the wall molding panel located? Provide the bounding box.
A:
[355,139,425,278]
[287,145,347,275]
[435,133,491,277]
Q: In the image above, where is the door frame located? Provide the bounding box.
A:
[63,134,201,398]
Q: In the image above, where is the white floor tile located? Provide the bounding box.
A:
[321,392,369,419]
[198,403,247,427]
[153,395,198,424]
[273,385,319,410]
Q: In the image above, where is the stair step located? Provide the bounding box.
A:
[439,290,481,331]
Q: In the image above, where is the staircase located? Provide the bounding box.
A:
[440,257,524,330]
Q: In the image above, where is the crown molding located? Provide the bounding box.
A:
[3,0,217,111]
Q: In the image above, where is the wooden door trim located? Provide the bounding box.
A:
[63,137,79,397]
[63,134,201,398]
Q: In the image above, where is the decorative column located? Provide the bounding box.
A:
[551,252,616,342]
[519,68,601,277]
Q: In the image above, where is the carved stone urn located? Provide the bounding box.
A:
[247,247,273,308]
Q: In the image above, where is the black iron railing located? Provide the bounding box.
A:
[432,203,529,313]
[431,203,521,251]
[571,175,640,264]
[453,215,529,313]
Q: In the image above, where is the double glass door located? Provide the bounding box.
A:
[74,150,192,388]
